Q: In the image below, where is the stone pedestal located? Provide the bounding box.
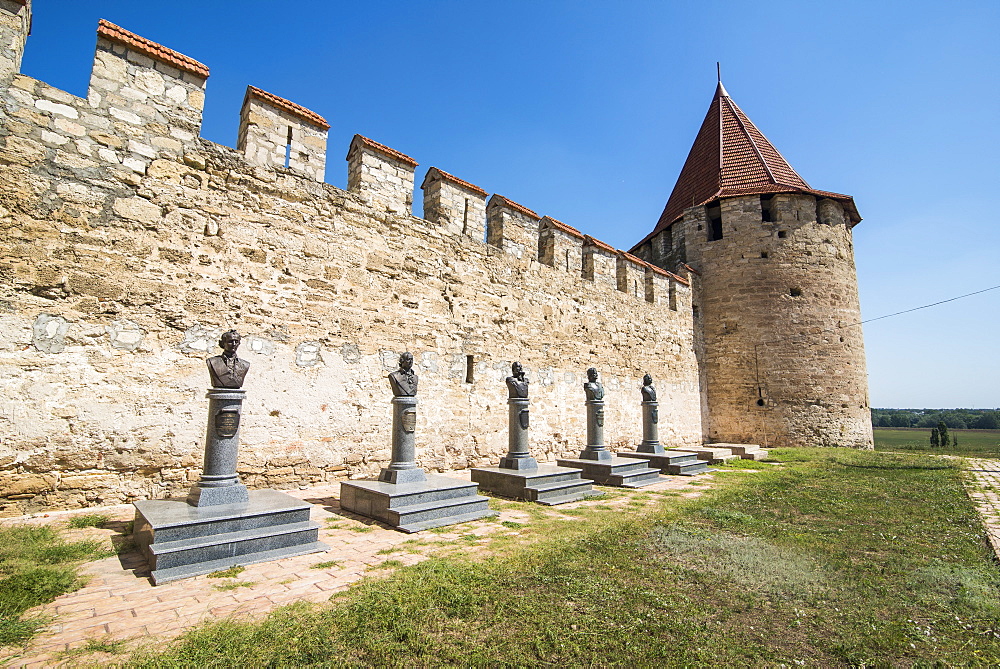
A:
[580,399,611,461]
[472,396,601,505]
[341,394,495,532]
[134,387,328,584]
[379,396,426,484]
[187,389,250,507]
[637,400,662,454]
[499,397,537,470]
[134,490,328,585]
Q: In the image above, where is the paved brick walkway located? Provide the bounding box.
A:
[0,470,719,667]
[963,459,1000,559]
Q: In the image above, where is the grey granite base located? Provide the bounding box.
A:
[470,464,604,505]
[339,474,496,533]
[616,450,712,476]
[133,489,328,585]
[186,482,250,507]
[555,456,663,488]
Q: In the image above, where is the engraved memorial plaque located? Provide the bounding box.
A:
[402,409,417,433]
[652,407,658,424]
[215,410,240,438]
[519,409,529,430]
[596,408,604,427]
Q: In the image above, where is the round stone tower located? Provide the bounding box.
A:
[632,82,873,449]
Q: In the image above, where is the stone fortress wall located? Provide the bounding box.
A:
[0,4,701,516]
[633,193,873,449]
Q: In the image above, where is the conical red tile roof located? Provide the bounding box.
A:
[633,83,859,250]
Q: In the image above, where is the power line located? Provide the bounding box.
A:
[755,283,1000,348]
[859,284,1000,325]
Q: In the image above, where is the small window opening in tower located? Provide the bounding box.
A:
[284,127,292,168]
[668,282,677,311]
[756,398,766,407]
[692,304,700,318]
[633,279,638,298]
[565,249,570,272]
[760,251,768,259]
[462,198,470,235]
[790,287,802,297]
[465,355,474,383]
[760,195,774,222]
[777,230,787,239]
[707,205,723,241]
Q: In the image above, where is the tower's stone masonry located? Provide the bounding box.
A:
[0,7,698,515]
[669,193,872,448]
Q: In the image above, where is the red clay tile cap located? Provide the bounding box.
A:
[631,82,860,251]
[348,134,418,167]
[618,250,648,266]
[490,195,540,220]
[422,167,487,196]
[540,216,584,239]
[584,235,616,253]
[244,86,329,131]
[97,19,209,79]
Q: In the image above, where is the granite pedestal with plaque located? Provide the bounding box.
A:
[132,333,327,584]
[616,398,710,476]
[472,364,602,504]
[340,353,495,533]
[556,370,663,488]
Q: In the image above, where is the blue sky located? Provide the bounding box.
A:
[19,0,1000,409]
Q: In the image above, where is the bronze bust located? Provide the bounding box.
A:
[506,361,529,399]
[641,373,656,402]
[206,330,250,389]
[388,352,418,397]
[583,367,604,401]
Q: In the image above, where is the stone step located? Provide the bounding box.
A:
[389,494,493,527]
[133,489,313,544]
[149,541,329,585]
[617,451,712,476]
[149,520,322,571]
[525,478,601,502]
[711,443,769,460]
[341,474,497,533]
[668,447,740,465]
[555,456,664,488]
[397,509,498,534]
[470,464,600,505]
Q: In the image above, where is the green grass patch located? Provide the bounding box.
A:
[310,561,342,570]
[0,525,108,645]
[127,448,1000,665]
[208,566,245,579]
[213,581,256,592]
[368,560,404,571]
[349,526,374,533]
[67,514,110,529]
[500,521,524,530]
[875,427,1000,458]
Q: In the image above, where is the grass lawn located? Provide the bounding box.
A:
[123,448,1000,666]
[875,427,1000,458]
[0,524,111,645]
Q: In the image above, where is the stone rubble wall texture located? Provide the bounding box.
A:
[672,193,873,449]
[237,96,328,183]
[0,6,700,515]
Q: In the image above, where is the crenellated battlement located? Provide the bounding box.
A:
[0,8,690,307]
[0,7,700,514]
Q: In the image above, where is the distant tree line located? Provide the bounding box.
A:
[871,408,1000,430]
